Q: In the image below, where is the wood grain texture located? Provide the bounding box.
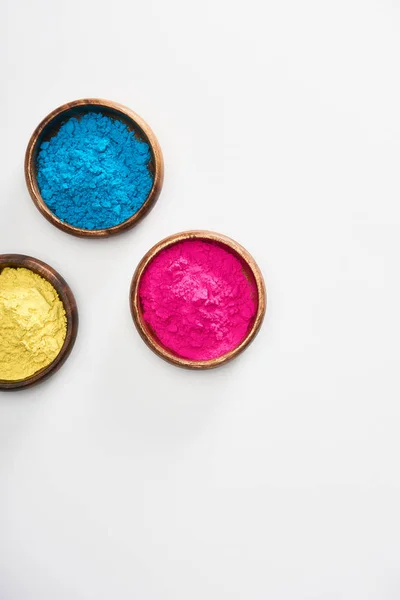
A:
[25,98,164,238]
[130,231,266,370]
[0,255,79,391]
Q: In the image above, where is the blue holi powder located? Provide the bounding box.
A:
[36,112,154,230]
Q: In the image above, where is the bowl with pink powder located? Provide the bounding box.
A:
[130,231,266,369]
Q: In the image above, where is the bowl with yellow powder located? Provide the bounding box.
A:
[25,98,164,238]
[0,255,78,390]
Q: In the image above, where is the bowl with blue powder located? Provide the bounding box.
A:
[25,99,164,237]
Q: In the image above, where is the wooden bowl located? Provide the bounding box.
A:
[130,231,266,369]
[25,98,164,238]
[0,255,78,391]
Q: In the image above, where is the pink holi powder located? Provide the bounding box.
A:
[138,239,258,361]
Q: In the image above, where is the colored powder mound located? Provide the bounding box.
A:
[37,112,154,230]
[139,239,258,361]
[0,268,67,381]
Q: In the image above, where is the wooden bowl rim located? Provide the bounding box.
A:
[130,230,266,370]
[25,98,164,238]
[0,254,79,390]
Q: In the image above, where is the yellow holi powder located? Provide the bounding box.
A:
[0,267,67,381]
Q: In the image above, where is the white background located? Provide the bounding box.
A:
[1,0,400,598]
